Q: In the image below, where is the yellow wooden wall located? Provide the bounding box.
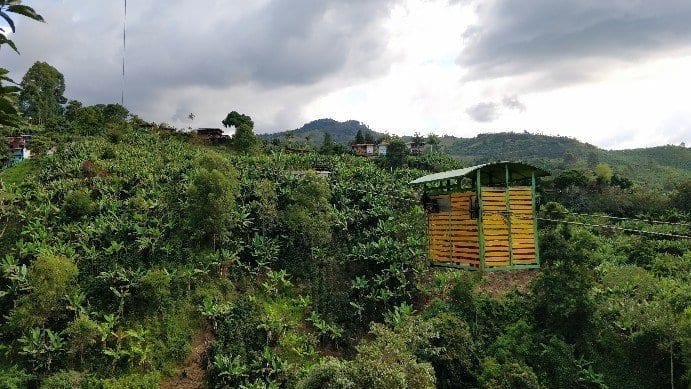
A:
[428,192,480,268]
[481,188,511,267]
[508,187,537,265]
[428,186,537,269]
[481,186,537,267]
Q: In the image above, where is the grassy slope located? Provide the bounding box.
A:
[0,159,40,186]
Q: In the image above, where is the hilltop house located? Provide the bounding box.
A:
[351,143,377,156]
[406,141,425,155]
[378,142,388,156]
[350,141,424,157]
[195,128,229,142]
[5,135,31,166]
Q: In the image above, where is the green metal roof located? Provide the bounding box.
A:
[410,161,549,185]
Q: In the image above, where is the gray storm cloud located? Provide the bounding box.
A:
[466,102,498,122]
[466,96,526,123]
[3,0,397,130]
[459,0,691,87]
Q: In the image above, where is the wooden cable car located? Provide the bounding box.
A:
[411,162,549,271]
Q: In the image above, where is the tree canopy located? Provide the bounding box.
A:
[385,137,409,168]
[222,111,254,130]
[0,2,44,128]
[222,111,260,154]
[18,61,67,125]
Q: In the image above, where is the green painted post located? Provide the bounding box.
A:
[505,163,514,268]
[532,171,540,266]
[447,193,453,265]
[476,169,485,270]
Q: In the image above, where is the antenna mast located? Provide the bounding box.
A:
[121,0,127,106]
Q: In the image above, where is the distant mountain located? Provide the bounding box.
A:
[260,118,384,145]
[437,132,599,163]
[436,132,690,189]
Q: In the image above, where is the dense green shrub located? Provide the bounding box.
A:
[0,365,33,389]
[62,189,96,220]
[424,313,478,387]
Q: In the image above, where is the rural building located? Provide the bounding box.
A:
[351,141,424,157]
[195,128,228,142]
[378,143,388,156]
[351,143,377,156]
[5,135,31,165]
[406,141,425,155]
[411,161,549,271]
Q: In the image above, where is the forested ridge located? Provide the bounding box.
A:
[266,121,690,190]
[1,4,690,388]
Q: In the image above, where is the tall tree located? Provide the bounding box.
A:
[18,61,67,125]
[412,132,424,145]
[321,132,334,154]
[222,110,254,129]
[63,99,82,122]
[222,111,259,154]
[354,129,364,144]
[99,103,129,124]
[386,137,409,168]
[427,133,440,153]
[0,2,44,127]
[671,180,691,213]
[364,131,375,143]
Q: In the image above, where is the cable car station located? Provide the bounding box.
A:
[411,162,549,271]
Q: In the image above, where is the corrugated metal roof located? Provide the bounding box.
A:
[410,161,549,185]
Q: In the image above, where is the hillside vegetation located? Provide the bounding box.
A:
[0,8,689,385]
[1,116,690,388]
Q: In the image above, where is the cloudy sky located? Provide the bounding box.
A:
[3,0,691,149]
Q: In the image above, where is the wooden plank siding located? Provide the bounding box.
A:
[480,186,538,268]
[428,192,480,268]
[415,162,546,271]
[508,187,537,265]
[428,186,538,270]
[481,188,510,267]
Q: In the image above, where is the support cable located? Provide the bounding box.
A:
[334,185,690,239]
[533,216,690,240]
[564,211,690,227]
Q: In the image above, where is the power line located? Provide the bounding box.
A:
[333,186,690,239]
[565,211,690,227]
[535,217,690,240]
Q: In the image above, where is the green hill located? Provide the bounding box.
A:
[437,132,597,163]
[261,118,383,145]
[265,121,690,188]
[433,132,690,188]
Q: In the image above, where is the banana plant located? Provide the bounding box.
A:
[64,291,89,318]
[215,354,249,382]
[17,327,63,373]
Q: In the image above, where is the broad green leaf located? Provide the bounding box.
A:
[6,4,43,23]
[0,10,15,32]
[0,34,18,53]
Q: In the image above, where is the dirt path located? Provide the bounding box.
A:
[160,326,214,389]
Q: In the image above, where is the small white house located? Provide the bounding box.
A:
[6,135,31,165]
[378,143,388,156]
